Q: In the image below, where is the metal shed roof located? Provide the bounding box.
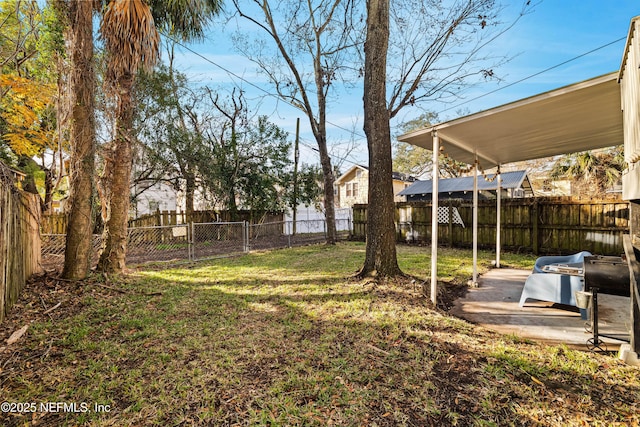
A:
[398,72,623,169]
[398,170,530,196]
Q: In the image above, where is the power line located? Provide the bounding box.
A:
[163,30,626,151]
[435,36,627,116]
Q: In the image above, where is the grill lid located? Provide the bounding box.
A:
[584,255,630,297]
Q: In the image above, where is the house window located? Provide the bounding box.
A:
[352,182,358,198]
[356,170,362,178]
[346,183,352,197]
[148,200,160,212]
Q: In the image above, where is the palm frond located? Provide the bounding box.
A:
[100,0,159,86]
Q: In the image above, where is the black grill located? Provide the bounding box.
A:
[584,255,630,297]
[582,255,631,351]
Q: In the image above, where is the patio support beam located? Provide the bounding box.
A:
[472,158,478,285]
[431,131,439,305]
[434,132,499,169]
[496,168,502,268]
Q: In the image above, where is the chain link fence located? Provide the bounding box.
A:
[192,222,247,261]
[41,218,352,269]
[41,234,103,271]
[126,224,191,264]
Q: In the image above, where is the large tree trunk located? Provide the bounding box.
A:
[359,0,401,278]
[62,0,96,280]
[97,74,134,273]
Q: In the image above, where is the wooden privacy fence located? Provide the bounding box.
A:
[42,209,285,233]
[127,209,284,228]
[353,197,629,256]
[0,170,41,323]
[40,212,66,234]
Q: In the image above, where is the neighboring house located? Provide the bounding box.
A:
[398,170,533,202]
[534,179,572,197]
[334,164,416,208]
[131,181,178,217]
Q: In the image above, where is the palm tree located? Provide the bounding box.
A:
[97,0,222,273]
[550,147,625,197]
[97,0,159,273]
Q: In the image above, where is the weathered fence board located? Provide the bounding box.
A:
[1,169,41,323]
[353,197,629,256]
[41,212,66,234]
[44,209,286,233]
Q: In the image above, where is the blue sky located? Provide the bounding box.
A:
[172,1,639,169]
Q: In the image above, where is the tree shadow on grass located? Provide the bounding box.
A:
[2,260,639,426]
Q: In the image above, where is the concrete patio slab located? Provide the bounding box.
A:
[451,268,631,351]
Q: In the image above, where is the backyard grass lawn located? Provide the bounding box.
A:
[1,242,638,426]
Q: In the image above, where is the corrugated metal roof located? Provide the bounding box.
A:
[398,170,529,196]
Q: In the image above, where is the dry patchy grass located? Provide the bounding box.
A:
[0,243,637,426]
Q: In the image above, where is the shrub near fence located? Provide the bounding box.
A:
[0,168,41,323]
[353,197,630,256]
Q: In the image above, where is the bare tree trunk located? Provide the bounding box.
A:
[42,166,54,214]
[97,74,134,273]
[317,133,337,244]
[228,185,239,222]
[62,0,96,280]
[185,171,195,222]
[314,59,337,245]
[359,0,401,278]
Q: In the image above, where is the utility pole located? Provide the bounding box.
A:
[292,118,300,235]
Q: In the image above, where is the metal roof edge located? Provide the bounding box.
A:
[429,73,619,131]
[618,15,640,82]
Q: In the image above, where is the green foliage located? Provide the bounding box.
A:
[133,65,195,192]
[230,115,292,212]
[34,2,66,81]
[550,146,625,196]
[149,0,223,41]
[0,0,41,76]
[135,65,316,215]
[282,163,324,209]
[199,108,294,214]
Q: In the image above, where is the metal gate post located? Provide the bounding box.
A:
[244,221,249,253]
[189,222,194,261]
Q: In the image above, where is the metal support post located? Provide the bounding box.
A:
[431,132,440,305]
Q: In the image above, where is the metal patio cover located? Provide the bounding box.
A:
[398,73,623,168]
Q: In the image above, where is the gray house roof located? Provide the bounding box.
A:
[398,170,532,196]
